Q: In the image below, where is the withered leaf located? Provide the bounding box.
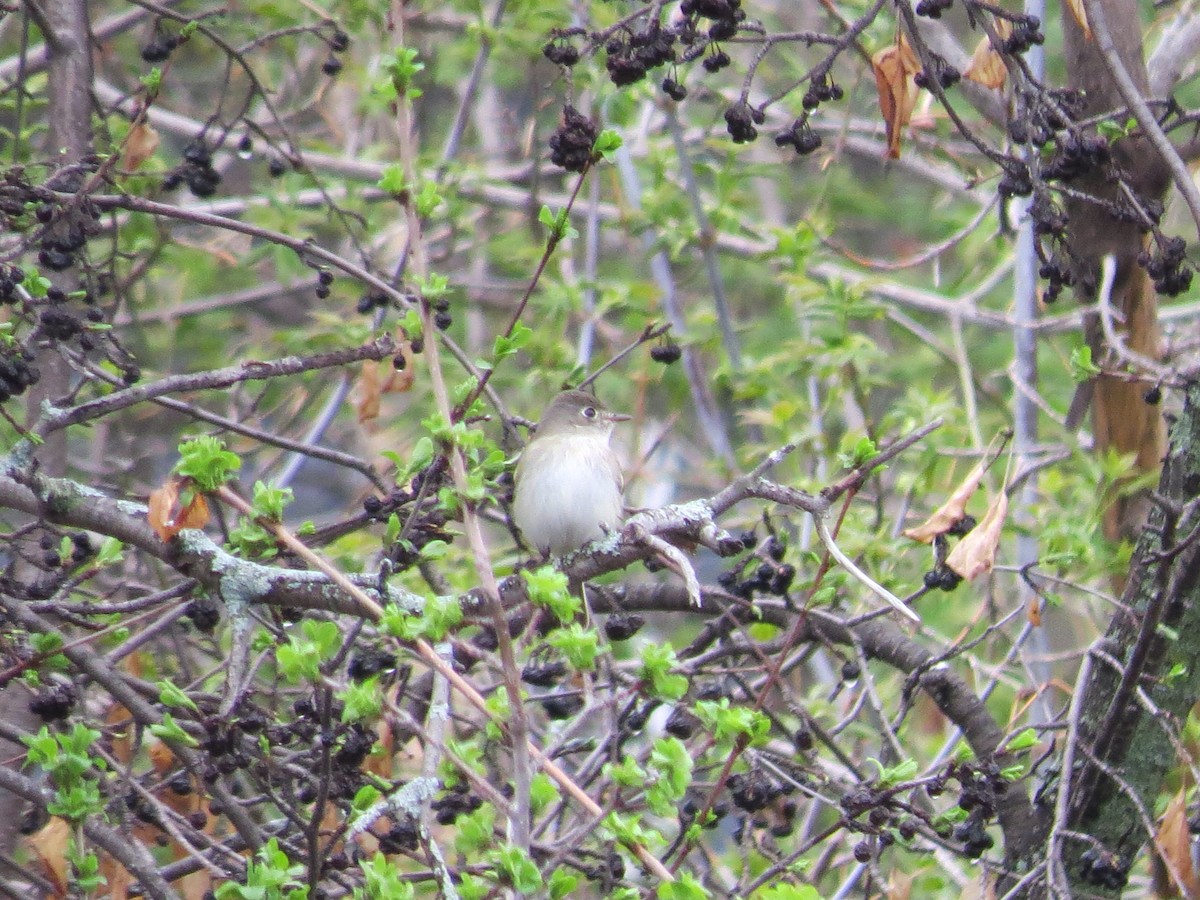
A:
[945,491,1008,581]
[355,359,382,423]
[26,816,69,895]
[1064,0,1092,40]
[148,476,210,541]
[964,21,1011,89]
[871,33,921,159]
[905,456,989,543]
[121,122,160,172]
[1155,788,1199,896]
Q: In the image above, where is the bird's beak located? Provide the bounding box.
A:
[608,412,632,422]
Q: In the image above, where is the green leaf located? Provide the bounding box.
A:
[694,698,770,745]
[837,434,879,469]
[158,680,198,711]
[492,844,542,893]
[592,129,623,158]
[384,46,424,96]
[415,181,442,218]
[341,677,383,723]
[1003,728,1038,752]
[867,757,918,788]
[658,872,710,899]
[250,481,293,520]
[421,594,463,640]
[174,436,241,492]
[549,868,579,899]
[639,643,689,700]
[94,537,124,566]
[378,164,406,195]
[149,713,198,747]
[454,803,496,855]
[546,623,600,670]
[357,852,414,900]
[522,566,579,624]
[1069,345,1101,383]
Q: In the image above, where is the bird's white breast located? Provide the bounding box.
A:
[513,433,624,557]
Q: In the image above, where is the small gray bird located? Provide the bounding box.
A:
[513,390,630,557]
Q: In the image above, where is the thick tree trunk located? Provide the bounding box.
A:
[0,0,95,863]
[1065,375,1200,894]
[1063,0,1170,543]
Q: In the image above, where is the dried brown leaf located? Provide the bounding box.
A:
[1027,595,1042,626]
[904,456,989,543]
[99,852,134,900]
[355,359,382,423]
[871,33,921,159]
[1155,788,1199,896]
[121,122,159,172]
[1064,0,1092,40]
[147,477,210,541]
[964,22,1010,89]
[26,815,69,896]
[945,491,1008,580]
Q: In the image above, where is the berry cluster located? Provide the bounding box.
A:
[29,682,76,722]
[775,119,823,156]
[802,75,844,112]
[934,759,1004,858]
[914,54,960,90]
[0,341,38,407]
[543,28,584,67]
[363,462,453,571]
[724,100,764,144]
[1078,846,1131,889]
[163,140,221,198]
[997,164,1033,199]
[604,612,645,641]
[141,25,182,63]
[1042,133,1110,183]
[1037,253,1075,304]
[1029,193,1068,239]
[322,26,350,76]
[1138,236,1193,297]
[431,781,483,825]
[36,182,100,273]
[716,532,796,599]
[549,106,600,173]
[605,24,676,86]
[915,0,953,17]
[347,646,396,681]
[728,769,783,813]
[661,76,688,101]
[1001,15,1045,55]
[650,341,682,364]
[185,595,221,632]
[1009,88,1086,147]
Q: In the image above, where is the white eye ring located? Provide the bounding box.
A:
[582,406,598,419]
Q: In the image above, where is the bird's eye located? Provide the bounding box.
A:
[582,406,597,419]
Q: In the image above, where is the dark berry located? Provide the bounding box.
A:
[549,105,599,173]
[604,613,645,641]
[650,343,682,364]
[542,693,584,719]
